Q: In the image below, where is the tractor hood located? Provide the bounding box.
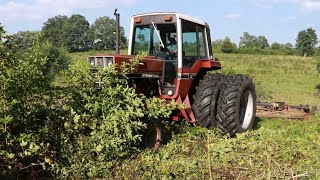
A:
[88,54,164,77]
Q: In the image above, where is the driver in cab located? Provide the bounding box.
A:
[158,34,177,60]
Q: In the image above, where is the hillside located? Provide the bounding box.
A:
[217,53,320,108]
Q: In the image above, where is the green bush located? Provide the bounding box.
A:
[0,25,176,178]
[0,25,71,178]
[220,37,237,53]
[236,47,297,56]
[54,55,177,178]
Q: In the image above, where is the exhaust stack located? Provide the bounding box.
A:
[114,8,120,54]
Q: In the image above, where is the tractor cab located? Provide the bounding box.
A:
[89,13,221,98]
[128,13,219,97]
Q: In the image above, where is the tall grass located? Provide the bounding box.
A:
[218,53,320,107]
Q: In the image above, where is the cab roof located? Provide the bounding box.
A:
[132,12,207,26]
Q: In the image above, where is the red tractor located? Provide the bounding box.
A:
[88,12,256,148]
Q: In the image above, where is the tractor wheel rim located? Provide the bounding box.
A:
[240,90,254,129]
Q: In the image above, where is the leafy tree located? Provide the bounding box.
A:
[239,32,258,48]
[257,35,269,49]
[271,42,282,50]
[42,15,68,47]
[212,39,223,53]
[12,31,40,52]
[91,16,127,50]
[284,43,293,49]
[212,39,223,48]
[295,28,318,57]
[63,14,92,52]
[220,37,237,53]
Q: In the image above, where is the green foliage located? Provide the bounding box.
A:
[1,27,176,178]
[91,16,127,50]
[314,47,320,57]
[42,14,127,52]
[220,37,237,53]
[296,28,318,57]
[212,39,223,53]
[50,52,177,178]
[12,31,41,52]
[42,15,69,48]
[257,35,270,49]
[43,14,92,52]
[63,14,92,52]
[235,47,297,56]
[271,42,281,50]
[0,24,71,178]
[239,32,259,48]
[111,118,320,179]
[239,33,269,49]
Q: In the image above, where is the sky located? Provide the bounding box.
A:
[1,0,320,45]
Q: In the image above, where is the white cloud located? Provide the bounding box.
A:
[236,0,320,11]
[224,13,241,20]
[0,0,136,22]
[302,0,320,11]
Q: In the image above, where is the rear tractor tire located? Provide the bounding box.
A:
[216,75,257,136]
[192,74,226,128]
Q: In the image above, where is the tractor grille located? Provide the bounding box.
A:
[88,56,114,68]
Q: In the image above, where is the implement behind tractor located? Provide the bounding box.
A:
[88,11,259,149]
[256,101,318,120]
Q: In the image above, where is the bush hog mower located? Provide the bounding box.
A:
[88,12,257,149]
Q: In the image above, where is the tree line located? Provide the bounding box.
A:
[12,14,127,52]
[9,14,319,57]
[215,28,319,57]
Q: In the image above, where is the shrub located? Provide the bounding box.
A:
[0,25,70,178]
[53,55,177,178]
[0,24,176,178]
[220,37,237,53]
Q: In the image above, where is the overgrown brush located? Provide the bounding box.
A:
[0,25,176,179]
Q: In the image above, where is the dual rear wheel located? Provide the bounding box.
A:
[143,73,256,150]
[192,74,256,136]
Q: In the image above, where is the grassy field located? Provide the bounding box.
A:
[70,51,320,179]
[218,53,320,108]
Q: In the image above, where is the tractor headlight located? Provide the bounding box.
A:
[97,57,104,67]
[89,57,95,66]
[106,58,114,66]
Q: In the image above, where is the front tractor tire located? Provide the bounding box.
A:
[142,120,163,151]
[192,74,226,127]
[216,75,256,136]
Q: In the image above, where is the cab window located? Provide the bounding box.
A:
[181,19,207,67]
